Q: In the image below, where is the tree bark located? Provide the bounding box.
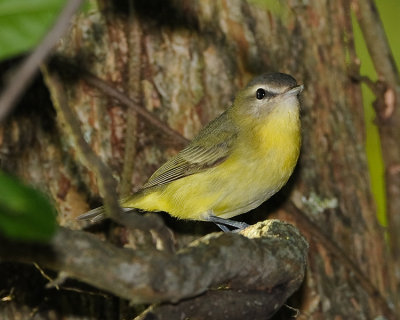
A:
[0,220,307,319]
[0,0,396,319]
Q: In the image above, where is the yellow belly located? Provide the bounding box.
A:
[122,111,301,221]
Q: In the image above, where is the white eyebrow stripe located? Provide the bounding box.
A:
[247,84,282,95]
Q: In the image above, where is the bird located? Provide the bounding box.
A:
[79,72,303,231]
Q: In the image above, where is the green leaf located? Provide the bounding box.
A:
[0,171,57,242]
[0,0,66,60]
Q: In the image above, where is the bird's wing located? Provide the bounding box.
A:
[141,112,238,190]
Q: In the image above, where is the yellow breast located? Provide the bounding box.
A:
[124,106,301,220]
[210,107,301,218]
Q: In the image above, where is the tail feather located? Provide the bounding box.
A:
[77,206,106,222]
[78,206,135,222]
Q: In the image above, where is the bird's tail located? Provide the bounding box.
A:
[77,202,137,222]
[77,206,107,222]
[78,192,148,222]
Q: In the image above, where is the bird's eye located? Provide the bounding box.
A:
[256,88,266,100]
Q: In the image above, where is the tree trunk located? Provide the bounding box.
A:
[0,0,396,319]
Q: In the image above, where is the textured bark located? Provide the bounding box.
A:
[135,290,290,320]
[0,220,307,320]
[0,0,396,319]
[283,1,393,318]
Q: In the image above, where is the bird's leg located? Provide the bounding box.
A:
[207,214,250,232]
[215,223,230,232]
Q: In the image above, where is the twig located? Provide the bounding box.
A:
[287,202,396,320]
[83,68,189,145]
[353,0,400,122]
[41,67,163,231]
[353,0,400,86]
[120,6,141,197]
[50,57,189,146]
[353,2,400,309]
[0,0,84,123]
[0,220,308,307]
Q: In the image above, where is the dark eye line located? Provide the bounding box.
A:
[256,88,276,100]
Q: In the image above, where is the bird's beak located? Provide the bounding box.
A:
[285,85,304,96]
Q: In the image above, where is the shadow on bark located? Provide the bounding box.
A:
[0,220,307,320]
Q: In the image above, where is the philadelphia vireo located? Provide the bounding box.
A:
[80,73,303,231]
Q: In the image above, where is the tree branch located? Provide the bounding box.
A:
[0,220,307,310]
[354,0,400,89]
[0,0,84,123]
[353,1,400,300]
[353,0,399,122]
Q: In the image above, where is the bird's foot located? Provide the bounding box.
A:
[207,215,250,232]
